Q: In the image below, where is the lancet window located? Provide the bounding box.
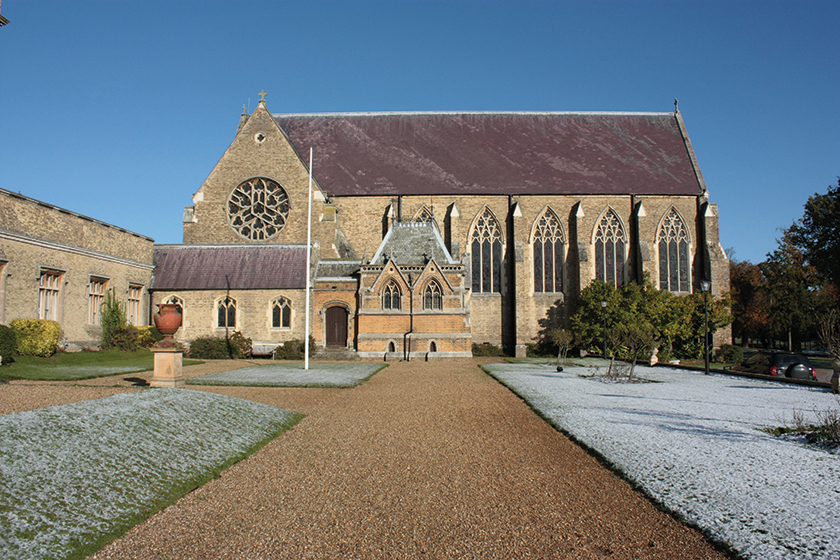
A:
[271,297,292,328]
[217,296,236,328]
[470,208,503,293]
[594,209,626,287]
[657,208,690,293]
[383,281,401,310]
[423,280,443,310]
[533,209,565,293]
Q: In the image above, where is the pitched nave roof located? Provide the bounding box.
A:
[273,111,705,197]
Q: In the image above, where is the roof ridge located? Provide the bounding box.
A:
[273,110,673,118]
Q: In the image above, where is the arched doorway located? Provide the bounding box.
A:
[325,306,348,347]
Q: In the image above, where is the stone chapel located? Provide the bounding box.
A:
[149,94,729,358]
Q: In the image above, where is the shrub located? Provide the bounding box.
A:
[10,319,61,357]
[274,337,316,360]
[0,325,16,365]
[472,342,505,357]
[135,326,163,348]
[715,344,744,364]
[187,336,230,359]
[101,289,128,349]
[109,325,140,352]
[187,332,252,359]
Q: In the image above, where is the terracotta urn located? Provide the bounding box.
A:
[153,303,182,348]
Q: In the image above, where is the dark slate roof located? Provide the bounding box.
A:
[370,222,457,266]
[151,245,307,290]
[316,261,361,279]
[274,111,704,197]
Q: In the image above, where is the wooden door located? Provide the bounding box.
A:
[326,306,348,347]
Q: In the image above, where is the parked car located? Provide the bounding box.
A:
[733,351,817,380]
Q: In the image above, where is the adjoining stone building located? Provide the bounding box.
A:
[150,95,729,357]
[0,188,154,347]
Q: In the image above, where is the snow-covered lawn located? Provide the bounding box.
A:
[0,390,302,560]
[188,362,387,387]
[483,361,840,559]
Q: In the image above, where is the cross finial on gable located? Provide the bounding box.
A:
[259,90,267,103]
[674,98,679,113]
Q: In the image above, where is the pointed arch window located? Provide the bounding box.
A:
[271,297,292,328]
[165,295,184,316]
[423,280,443,310]
[594,209,626,287]
[533,209,565,293]
[471,208,503,293]
[217,296,236,328]
[383,281,401,310]
[658,209,690,292]
[414,206,435,223]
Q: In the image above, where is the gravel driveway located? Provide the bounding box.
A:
[5,358,728,559]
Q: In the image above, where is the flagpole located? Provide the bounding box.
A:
[305,147,313,370]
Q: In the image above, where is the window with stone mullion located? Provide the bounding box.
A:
[657,209,690,293]
[424,281,443,310]
[533,211,565,293]
[383,281,401,310]
[272,297,292,328]
[594,210,626,288]
[471,209,503,293]
[217,297,236,328]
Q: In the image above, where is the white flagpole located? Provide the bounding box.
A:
[305,147,313,370]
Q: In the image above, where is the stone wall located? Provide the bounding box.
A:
[0,189,154,346]
[150,288,307,345]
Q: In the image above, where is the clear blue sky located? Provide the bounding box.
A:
[1,0,837,265]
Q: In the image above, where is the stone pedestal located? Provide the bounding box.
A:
[150,346,184,388]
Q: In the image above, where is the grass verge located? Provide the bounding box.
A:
[0,349,202,381]
[0,389,302,560]
[188,362,388,388]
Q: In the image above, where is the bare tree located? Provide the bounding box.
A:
[548,328,575,366]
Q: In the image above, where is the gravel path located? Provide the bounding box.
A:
[81,358,727,559]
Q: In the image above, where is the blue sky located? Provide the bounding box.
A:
[1,0,837,265]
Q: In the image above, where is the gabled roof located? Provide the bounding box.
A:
[151,245,306,290]
[370,222,457,266]
[273,111,705,197]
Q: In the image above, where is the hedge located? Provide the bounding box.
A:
[0,325,16,365]
[10,319,61,357]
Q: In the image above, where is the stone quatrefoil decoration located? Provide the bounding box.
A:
[227,177,290,240]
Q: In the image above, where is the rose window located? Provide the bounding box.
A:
[227,177,290,240]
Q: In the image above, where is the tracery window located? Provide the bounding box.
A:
[165,295,184,316]
[271,297,292,328]
[88,277,107,325]
[383,281,401,310]
[423,280,443,310]
[470,208,503,293]
[227,177,290,240]
[39,270,62,321]
[594,209,626,287]
[658,208,690,293]
[217,296,236,328]
[533,209,565,293]
[414,206,435,224]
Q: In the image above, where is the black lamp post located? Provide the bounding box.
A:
[701,279,711,375]
[601,300,608,360]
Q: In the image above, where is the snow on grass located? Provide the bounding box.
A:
[483,361,840,560]
[0,389,302,560]
[188,362,387,388]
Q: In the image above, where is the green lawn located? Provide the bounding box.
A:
[0,349,202,381]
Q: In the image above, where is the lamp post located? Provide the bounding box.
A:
[701,279,711,375]
[601,300,608,360]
